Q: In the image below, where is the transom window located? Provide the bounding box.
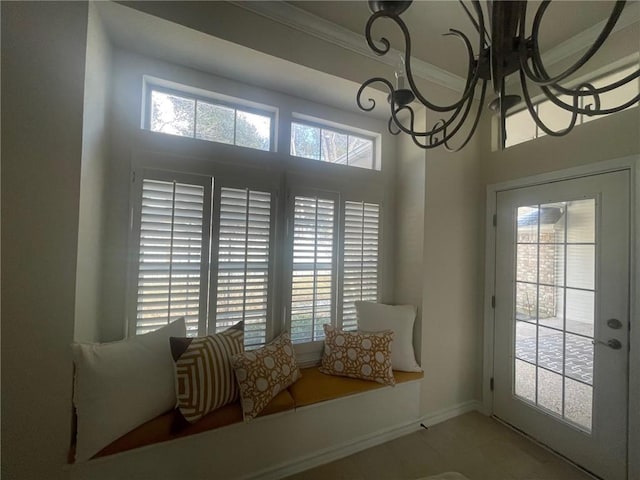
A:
[146,85,274,152]
[505,65,639,149]
[290,121,377,170]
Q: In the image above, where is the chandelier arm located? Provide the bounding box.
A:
[520,0,627,87]
[396,82,480,149]
[399,4,484,112]
[389,78,477,140]
[364,11,392,56]
[356,77,395,112]
[531,58,640,116]
[539,83,640,116]
[458,0,489,48]
[392,105,433,149]
[519,68,579,137]
[388,113,402,135]
[536,68,640,98]
[443,79,488,152]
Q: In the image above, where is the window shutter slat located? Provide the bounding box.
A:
[215,187,272,348]
[341,201,380,330]
[290,195,336,344]
[135,179,207,336]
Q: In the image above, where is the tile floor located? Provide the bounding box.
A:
[285,412,594,480]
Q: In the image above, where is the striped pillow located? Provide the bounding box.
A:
[170,322,244,424]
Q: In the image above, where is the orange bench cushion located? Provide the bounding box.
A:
[88,389,295,460]
[71,367,423,462]
[289,367,424,408]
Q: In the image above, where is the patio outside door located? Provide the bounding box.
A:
[493,170,629,480]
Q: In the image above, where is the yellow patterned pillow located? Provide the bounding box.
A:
[231,332,301,421]
[320,324,395,386]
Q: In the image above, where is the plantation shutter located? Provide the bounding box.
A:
[215,187,272,348]
[290,195,336,343]
[341,201,380,330]
[134,177,211,336]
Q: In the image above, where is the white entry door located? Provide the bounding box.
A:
[493,170,629,480]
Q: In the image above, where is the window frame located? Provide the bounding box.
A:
[127,167,214,338]
[289,117,379,171]
[504,63,639,149]
[338,198,382,330]
[144,83,277,152]
[208,179,279,346]
[285,187,341,344]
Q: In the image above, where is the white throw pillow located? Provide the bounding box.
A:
[355,301,422,372]
[72,318,186,462]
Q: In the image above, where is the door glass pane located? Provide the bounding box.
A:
[538,368,563,415]
[565,378,593,430]
[565,333,594,385]
[567,199,595,243]
[516,282,537,321]
[566,245,595,289]
[515,359,536,403]
[517,206,539,243]
[516,244,537,282]
[513,199,596,432]
[566,289,594,336]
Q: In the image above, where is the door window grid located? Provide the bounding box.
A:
[513,199,596,432]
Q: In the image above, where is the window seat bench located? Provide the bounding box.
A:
[74,367,423,462]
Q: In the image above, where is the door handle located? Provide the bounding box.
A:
[592,339,622,350]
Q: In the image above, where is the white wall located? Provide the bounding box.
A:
[393,84,485,417]
[1,2,88,479]
[421,95,484,415]
[74,3,112,342]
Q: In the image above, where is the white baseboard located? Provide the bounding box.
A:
[245,418,422,480]
[420,400,483,427]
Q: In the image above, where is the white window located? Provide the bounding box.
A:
[132,81,384,349]
[130,170,275,347]
[131,171,382,347]
[290,121,377,170]
[146,85,274,152]
[341,201,380,330]
[214,187,273,348]
[505,65,639,149]
[289,194,337,343]
[133,173,212,337]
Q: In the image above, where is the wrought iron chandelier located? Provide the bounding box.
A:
[356,0,640,151]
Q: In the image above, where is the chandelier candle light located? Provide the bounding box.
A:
[356,0,640,151]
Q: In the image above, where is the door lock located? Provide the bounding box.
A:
[592,338,622,350]
[606,318,623,329]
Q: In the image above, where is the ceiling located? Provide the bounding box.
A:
[288,1,628,77]
[98,1,637,121]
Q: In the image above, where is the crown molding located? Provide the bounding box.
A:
[231,0,638,94]
[229,0,468,93]
[541,0,639,67]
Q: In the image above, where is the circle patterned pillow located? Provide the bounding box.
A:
[319,324,395,386]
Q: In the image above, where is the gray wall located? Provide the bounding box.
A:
[1,2,88,478]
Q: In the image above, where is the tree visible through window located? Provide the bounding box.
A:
[149,88,272,151]
[290,121,375,170]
